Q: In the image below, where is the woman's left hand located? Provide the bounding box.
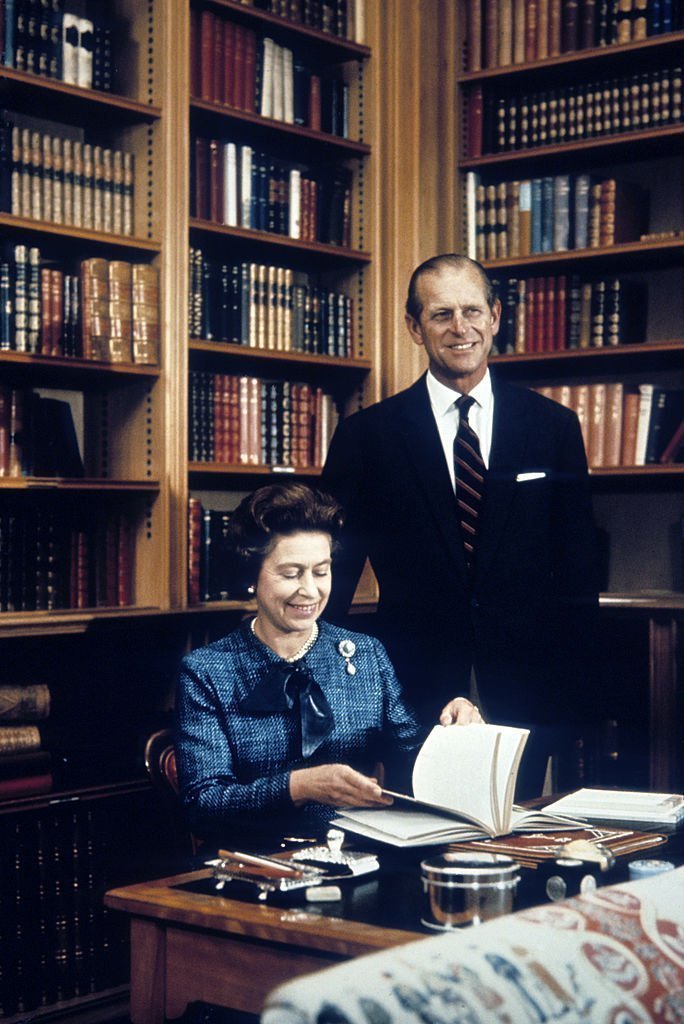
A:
[439,697,485,726]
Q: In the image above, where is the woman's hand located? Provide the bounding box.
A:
[439,697,485,726]
[289,764,395,808]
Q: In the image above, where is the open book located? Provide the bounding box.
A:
[333,723,583,847]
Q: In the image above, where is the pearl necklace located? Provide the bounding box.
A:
[250,618,319,663]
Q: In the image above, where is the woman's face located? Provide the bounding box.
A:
[256,530,332,638]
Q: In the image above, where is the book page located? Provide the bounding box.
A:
[331,808,486,847]
[411,724,502,832]
[492,725,529,831]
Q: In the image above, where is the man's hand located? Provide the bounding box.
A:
[289,764,395,808]
[439,697,485,726]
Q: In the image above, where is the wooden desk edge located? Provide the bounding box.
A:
[104,868,423,958]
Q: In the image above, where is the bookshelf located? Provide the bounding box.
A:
[455,1,684,790]
[184,0,373,609]
[0,1,181,1018]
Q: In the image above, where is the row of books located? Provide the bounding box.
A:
[189,370,339,469]
[465,172,648,262]
[1,1,115,92]
[0,245,159,364]
[466,66,683,157]
[192,135,352,246]
[2,798,130,1013]
[187,499,234,604]
[0,684,52,799]
[0,387,83,478]
[188,250,354,357]
[464,0,684,72]
[0,116,135,235]
[192,11,350,138]
[538,381,684,466]
[0,507,135,612]
[492,273,646,353]
[239,0,354,38]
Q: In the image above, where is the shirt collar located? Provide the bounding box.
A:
[426,369,493,417]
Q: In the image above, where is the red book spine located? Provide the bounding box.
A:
[223,21,236,107]
[227,374,240,464]
[199,11,215,102]
[524,277,536,353]
[40,267,52,355]
[117,515,133,607]
[0,773,53,798]
[308,74,322,131]
[50,269,63,357]
[189,7,201,97]
[244,28,257,113]
[213,16,224,104]
[544,276,556,351]
[554,274,567,350]
[233,25,246,111]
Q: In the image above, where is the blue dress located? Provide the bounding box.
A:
[175,618,425,844]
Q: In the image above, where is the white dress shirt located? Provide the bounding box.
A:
[425,370,495,491]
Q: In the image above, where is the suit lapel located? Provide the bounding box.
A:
[476,382,532,578]
[392,377,469,576]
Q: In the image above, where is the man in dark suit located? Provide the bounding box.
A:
[322,254,599,796]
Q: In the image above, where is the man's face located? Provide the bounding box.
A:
[405,264,501,393]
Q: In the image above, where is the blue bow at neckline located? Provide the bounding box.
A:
[239,662,334,759]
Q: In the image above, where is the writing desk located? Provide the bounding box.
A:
[104,866,423,1024]
[106,822,684,1023]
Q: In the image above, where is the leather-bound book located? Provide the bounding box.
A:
[484,0,499,67]
[525,0,537,59]
[498,0,514,65]
[467,0,483,70]
[581,0,597,45]
[513,0,526,61]
[560,0,580,50]
[603,382,624,467]
[199,10,214,102]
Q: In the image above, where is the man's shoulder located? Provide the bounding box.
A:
[337,378,426,430]
[494,378,576,422]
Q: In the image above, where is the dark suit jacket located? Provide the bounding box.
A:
[322,374,599,730]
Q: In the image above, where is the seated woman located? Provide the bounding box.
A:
[175,482,482,846]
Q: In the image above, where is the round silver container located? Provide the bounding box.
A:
[420,852,520,930]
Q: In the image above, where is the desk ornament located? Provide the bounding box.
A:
[420,851,520,930]
[210,830,378,902]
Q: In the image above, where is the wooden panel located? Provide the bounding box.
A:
[364,0,459,400]
[129,919,167,1024]
[165,927,340,1017]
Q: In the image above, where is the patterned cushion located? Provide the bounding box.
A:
[262,866,684,1024]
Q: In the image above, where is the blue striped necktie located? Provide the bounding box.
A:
[453,395,486,570]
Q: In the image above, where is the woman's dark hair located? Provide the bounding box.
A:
[226,482,344,595]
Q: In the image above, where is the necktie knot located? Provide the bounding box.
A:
[456,395,475,419]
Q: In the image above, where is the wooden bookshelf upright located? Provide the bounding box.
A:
[454,0,684,789]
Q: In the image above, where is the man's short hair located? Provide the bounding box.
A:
[405,254,496,321]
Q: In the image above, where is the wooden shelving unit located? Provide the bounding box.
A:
[184,0,373,605]
[455,5,684,789]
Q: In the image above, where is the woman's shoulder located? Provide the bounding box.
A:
[181,621,251,667]
[317,619,387,653]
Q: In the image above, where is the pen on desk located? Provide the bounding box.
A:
[218,849,301,874]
